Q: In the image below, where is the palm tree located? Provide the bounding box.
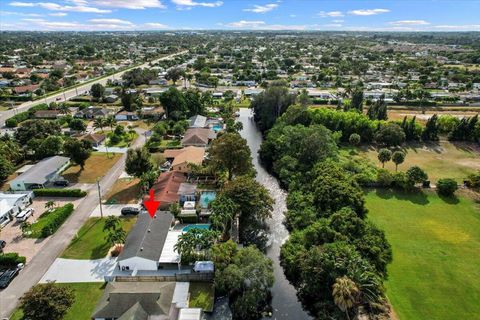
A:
[103,216,120,233]
[332,276,359,320]
[45,200,56,211]
[59,103,70,115]
[210,195,238,240]
[104,115,116,131]
[105,227,126,246]
[93,118,105,132]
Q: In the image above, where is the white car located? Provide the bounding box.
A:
[16,208,34,222]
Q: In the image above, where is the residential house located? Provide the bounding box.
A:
[181,128,216,147]
[146,171,186,210]
[0,192,33,227]
[9,156,69,191]
[13,84,39,94]
[75,106,111,119]
[117,211,180,271]
[188,115,207,128]
[164,147,205,173]
[79,133,106,147]
[141,106,165,120]
[115,111,139,121]
[104,94,119,103]
[91,282,202,320]
[34,109,64,119]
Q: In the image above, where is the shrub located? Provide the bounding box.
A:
[377,169,393,187]
[466,171,480,189]
[349,133,361,145]
[33,189,87,197]
[39,203,74,237]
[5,104,49,127]
[0,252,26,268]
[437,178,458,197]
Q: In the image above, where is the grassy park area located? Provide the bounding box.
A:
[62,152,122,183]
[365,189,480,320]
[11,282,105,320]
[61,217,136,259]
[342,141,480,183]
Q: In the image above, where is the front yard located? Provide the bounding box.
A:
[10,282,105,320]
[62,152,122,183]
[61,217,136,259]
[104,178,142,204]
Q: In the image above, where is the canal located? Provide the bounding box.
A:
[238,108,311,320]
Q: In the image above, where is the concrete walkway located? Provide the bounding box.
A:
[40,258,117,283]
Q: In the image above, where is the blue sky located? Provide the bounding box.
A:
[1,0,479,31]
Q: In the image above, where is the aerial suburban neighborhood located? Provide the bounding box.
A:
[0,1,479,320]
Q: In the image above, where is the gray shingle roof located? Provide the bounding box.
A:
[189,115,207,128]
[92,282,175,319]
[10,156,69,185]
[118,212,174,262]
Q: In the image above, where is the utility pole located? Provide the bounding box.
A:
[97,179,103,218]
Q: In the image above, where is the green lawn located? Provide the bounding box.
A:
[189,282,215,312]
[28,204,74,238]
[365,189,480,320]
[10,282,104,320]
[341,141,480,183]
[61,217,136,259]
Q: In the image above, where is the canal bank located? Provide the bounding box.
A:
[238,108,311,320]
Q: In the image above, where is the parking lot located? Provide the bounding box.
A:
[0,197,83,262]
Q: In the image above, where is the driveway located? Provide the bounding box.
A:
[94,146,128,154]
[90,204,140,217]
[40,258,117,283]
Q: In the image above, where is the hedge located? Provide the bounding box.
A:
[0,253,26,268]
[34,188,87,197]
[5,103,49,127]
[39,203,74,238]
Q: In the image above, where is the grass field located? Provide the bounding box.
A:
[189,282,215,312]
[61,217,136,259]
[10,282,104,320]
[62,152,122,183]
[342,141,480,183]
[365,189,480,320]
[104,178,141,204]
[28,204,74,238]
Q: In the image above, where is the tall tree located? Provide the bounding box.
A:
[63,139,92,170]
[20,282,75,320]
[392,151,406,171]
[377,148,392,168]
[125,147,154,178]
[351,89,364,112]
[209,133,253,181]
[91,83,105,100]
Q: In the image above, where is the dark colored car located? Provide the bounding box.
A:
[0,240,5,253]
[0,268,19,289]
[121,207,140,216]
[53,179,69,187]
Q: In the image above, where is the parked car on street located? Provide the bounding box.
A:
[53,179,69,187]
[121,207,140,216]
[0,268,19,289]
[16,208,34,222]
[0,240,6,253]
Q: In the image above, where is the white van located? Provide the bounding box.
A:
[16,208,34,222]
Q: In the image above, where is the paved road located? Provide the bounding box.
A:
[0,50,188,127]
[0,129,147,318]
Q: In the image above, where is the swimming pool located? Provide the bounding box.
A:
[200,191,216,209]
[182,224,211,232]
[211,124,223,132]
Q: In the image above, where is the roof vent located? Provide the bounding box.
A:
[147,229,151,232]
[154,214,157,218]
[140,247,143,251]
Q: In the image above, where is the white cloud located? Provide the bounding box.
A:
[348,9,390,16]
[433,24,480,31]
[332,19,344,23]
[225,20,305,30]
[49,12,68,16]
[243,4,278,14]
[226,20,266,28]
[1,10,42,17]
[10,2,112,13]
[9,2,35,7]
[93,0,166,9]
[289,14,296,18]
[144,22,170,29]
[318,11,344,18]
[389,20,429,26]
[89,18,134,25]
[172,0,223,8]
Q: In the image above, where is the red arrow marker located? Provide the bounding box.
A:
[143,189,160,218]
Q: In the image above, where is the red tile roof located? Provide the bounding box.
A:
[143,171,186,210]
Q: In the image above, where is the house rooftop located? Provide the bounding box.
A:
[118,212,174,262]
[189,115,207,128]
[10,156,69,186]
